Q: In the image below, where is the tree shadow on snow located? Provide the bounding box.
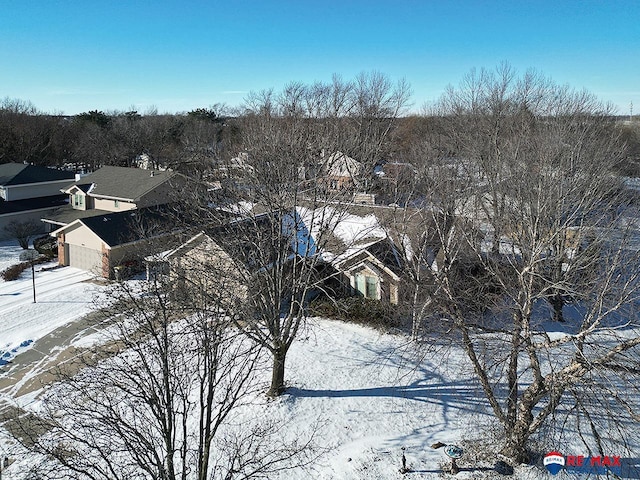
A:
[287,379,489,416]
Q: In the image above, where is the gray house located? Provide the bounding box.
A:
[0,163,75,240]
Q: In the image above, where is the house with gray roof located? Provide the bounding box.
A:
[62,165,180,213]
[0,163,75,201]
[42,166,184,228]
[41,166,187,276]
[51,206,181,278]
[0,163,75,240]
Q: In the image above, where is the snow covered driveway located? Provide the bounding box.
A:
[0,264,98,364]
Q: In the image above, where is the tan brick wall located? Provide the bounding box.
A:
[101,243,110,278]
[57,233,66,266]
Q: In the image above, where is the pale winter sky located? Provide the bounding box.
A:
[1,0,638,115]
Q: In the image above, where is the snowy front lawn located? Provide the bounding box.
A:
[0,239,22,274]
[263,318,495,479]
[1,241,638,479]
[0,241,98,366]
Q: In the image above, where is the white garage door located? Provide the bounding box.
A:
[68,244,103,274]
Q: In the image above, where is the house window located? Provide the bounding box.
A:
[365,276,377,299]
[355,273,379,300]
[73,193,84,208]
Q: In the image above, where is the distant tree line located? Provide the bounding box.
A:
[0,97,235,177]
[3,92,639,178]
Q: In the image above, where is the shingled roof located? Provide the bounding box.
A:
[0,163,75,186]
[83,208,178,247]
[64,166,178,201]
[53,207,178,248]
[0,195,69,215]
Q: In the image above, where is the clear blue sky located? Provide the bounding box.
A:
[1,0,638,115]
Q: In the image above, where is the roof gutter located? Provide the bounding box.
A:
[90,194,136,202]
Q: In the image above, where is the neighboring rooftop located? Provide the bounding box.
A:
[56,207,179,248]
[63,166,178,201]
[0,163,75,186]
[41,204,111,227]
[0,195,69,215]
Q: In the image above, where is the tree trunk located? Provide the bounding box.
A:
[549,293,564,322]
[501,382,543,464]
[267,347,287,397]
[502,406,534,464]
[506,310,522,426]
[501,407,534,464]
[411,283,421,341]
[500,435,530,464]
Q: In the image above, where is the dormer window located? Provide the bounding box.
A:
[73,193,84,209]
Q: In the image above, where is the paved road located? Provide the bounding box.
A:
[0,306,116,399]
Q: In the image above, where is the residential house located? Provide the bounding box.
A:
[61,165,181,215]
[158,202,444,310]
[52,207,179,279]
[374,161,417,183]
[147,210,311,306]
[323,152,363,191]
[332,237,403,305]
[0,163,75,240]
[300,202,454,306]
[147,231,249,309]
[42,164,185,239]
[295,203,411,305]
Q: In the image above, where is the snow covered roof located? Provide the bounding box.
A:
[325,152,363,178]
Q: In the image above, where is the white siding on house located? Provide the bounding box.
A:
[93,197,137,212]
[58,222,106,275]
[63,222,104,251]
[1,180,73,201]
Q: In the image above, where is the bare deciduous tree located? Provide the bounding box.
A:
[4,220,41,249]
[416,65,640,463]
[7,274,316,479]
[183,74,411,397]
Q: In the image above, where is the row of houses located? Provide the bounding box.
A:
[1,162,412,305]
[2,159,585,311]
[0,163,181,275]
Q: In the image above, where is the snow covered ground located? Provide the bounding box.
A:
[0,240,22,273]
[0,241,98,366]
[1,240,639,479]
[259,319,498,479]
